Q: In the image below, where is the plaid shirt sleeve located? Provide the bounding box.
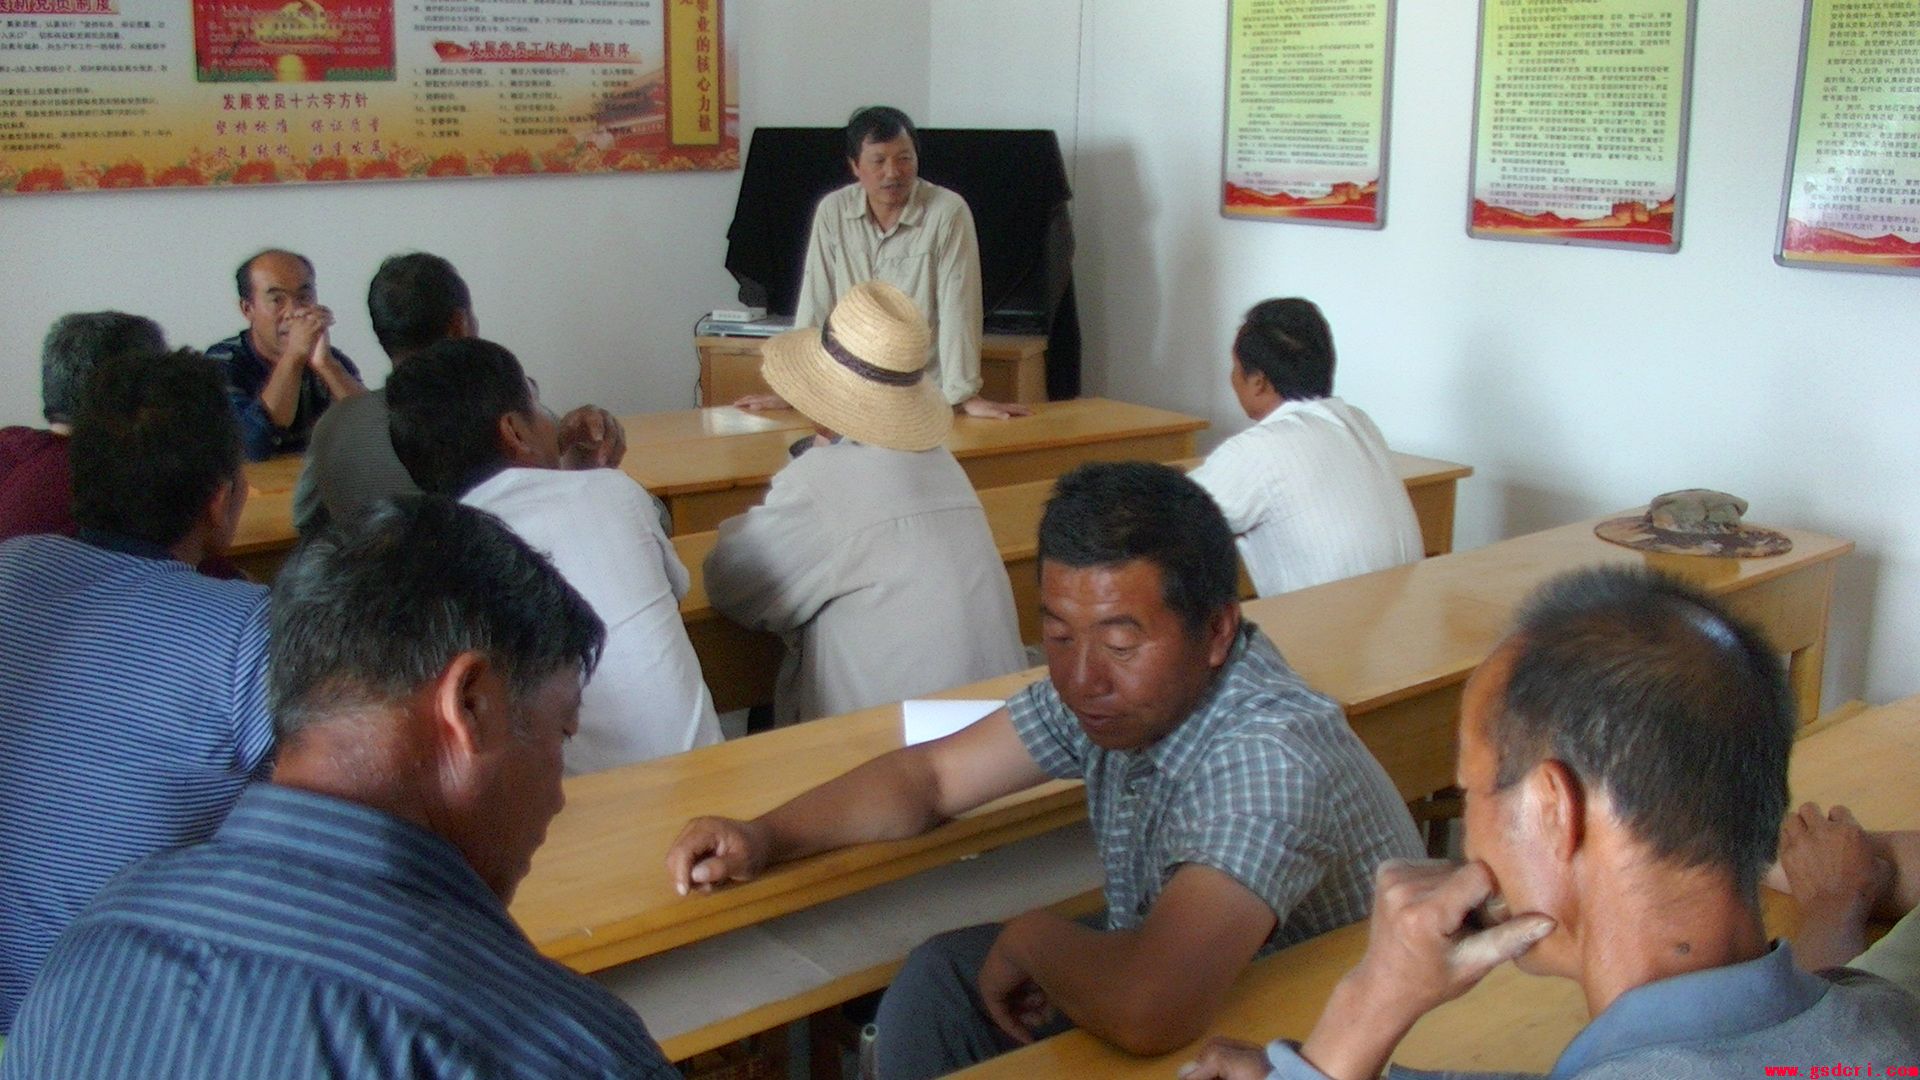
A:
[1165,735,1337,931]
[1006,677,1088,780]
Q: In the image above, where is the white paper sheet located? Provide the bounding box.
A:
[901,699,1003,746]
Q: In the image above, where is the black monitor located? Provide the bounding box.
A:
[723,126,1080,399]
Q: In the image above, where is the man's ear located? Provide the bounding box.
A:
[426,650,507,769]
[1527,758,1587,864]
[1204,602,1242,668]
[450,308,478,340]
[202,473,248,553]
[497,410,537,464]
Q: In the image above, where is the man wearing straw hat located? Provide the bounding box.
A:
[704,279,1026,727]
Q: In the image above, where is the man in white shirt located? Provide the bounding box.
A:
[1189,298,1421,597]
[386,337,720,772]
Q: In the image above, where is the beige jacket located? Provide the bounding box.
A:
[704,441,1025,725]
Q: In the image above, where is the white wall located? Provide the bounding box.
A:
[0,0,932,423]
[929,2,1920,709]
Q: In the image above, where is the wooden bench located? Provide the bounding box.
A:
[954,694,1920,1078]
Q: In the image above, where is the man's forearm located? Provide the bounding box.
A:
[257,357,304,428]
[1297,971,1419,1080]
[314,359,365,401]
[999,914,1212,1055]
[754,748,948,865]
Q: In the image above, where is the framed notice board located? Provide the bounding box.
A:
[1222,0,1395,228]
[1467,0,1696,251]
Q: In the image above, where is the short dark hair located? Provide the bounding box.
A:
[40,311,166,424]
[268,495,604,743]
[845,105,918,161]
[1233,298,1335,401]
[368,252,473,362]
[69,347,241,547]
[1037,462,1238,635]
[235,248,314,300]
[386,337,532,498]
[1492,567,1793,896]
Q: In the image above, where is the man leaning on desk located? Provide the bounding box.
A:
[208,248,366,461]
[668,460,1421,1079]
[733,105,1032,421]
[1183,568,1920,1080]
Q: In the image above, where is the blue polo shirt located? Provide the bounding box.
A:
[0,531,273,1034]
[3,785,676,1079]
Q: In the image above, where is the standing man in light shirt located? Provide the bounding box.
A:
[1189,298,1421,597]
[735,105,1031,420]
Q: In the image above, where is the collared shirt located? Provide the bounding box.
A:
[793,179,985,405]
[291,385,419,535]
[1263,945,1920,1079]
[0,531,273,1034]
[2,784,676,1079]
[1189,396,1423,597]
[207,328,361,461]
[1007,622,1422,954]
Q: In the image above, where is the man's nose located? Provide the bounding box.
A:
[1062,643,1113,699]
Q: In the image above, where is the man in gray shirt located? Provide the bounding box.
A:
[1183,567,1920,1080]
[292,253,625,534]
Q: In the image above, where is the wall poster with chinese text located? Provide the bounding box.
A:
[0,0,737,195]
[1467,0,1695,251]
[1777,0,1920,275]
[1223,0,1395,228]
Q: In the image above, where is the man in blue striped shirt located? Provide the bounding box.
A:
[0,346,272,1036]
[3,496,676,1078]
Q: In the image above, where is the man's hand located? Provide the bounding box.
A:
[978,927,1054,1046]
[1781,803,1892,917]
[1178,1037,1271,1080]
[283,305,334,368]
[733,392,790,412]
[1299,860,1554,1080]
[665,816,772,896]
[558,406,627,470]
[1779,803,1892,971]
[958,395,1033,420]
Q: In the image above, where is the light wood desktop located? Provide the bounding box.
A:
[628,398,1207,534]
[697,333,1049,408]
[230,398,1203,577]
[674,451,1473,713]
[955,694,1920,1079]
[510,512,1850,980]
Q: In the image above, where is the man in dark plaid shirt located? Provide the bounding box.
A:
[668,462,1421,1078]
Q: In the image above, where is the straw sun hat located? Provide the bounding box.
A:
[1594,489,1793,558]
[761,280,952,452]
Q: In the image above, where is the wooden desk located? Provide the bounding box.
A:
[956,695,1920,1079]
[697,333,1048,408]
[231,400,1204,574]
[630,398,1208,534]
[671,452,1472,713]
[511,512,1849,977]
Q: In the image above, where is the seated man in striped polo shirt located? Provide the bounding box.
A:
[3,498,676,1078]
[0,346,272,1038]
